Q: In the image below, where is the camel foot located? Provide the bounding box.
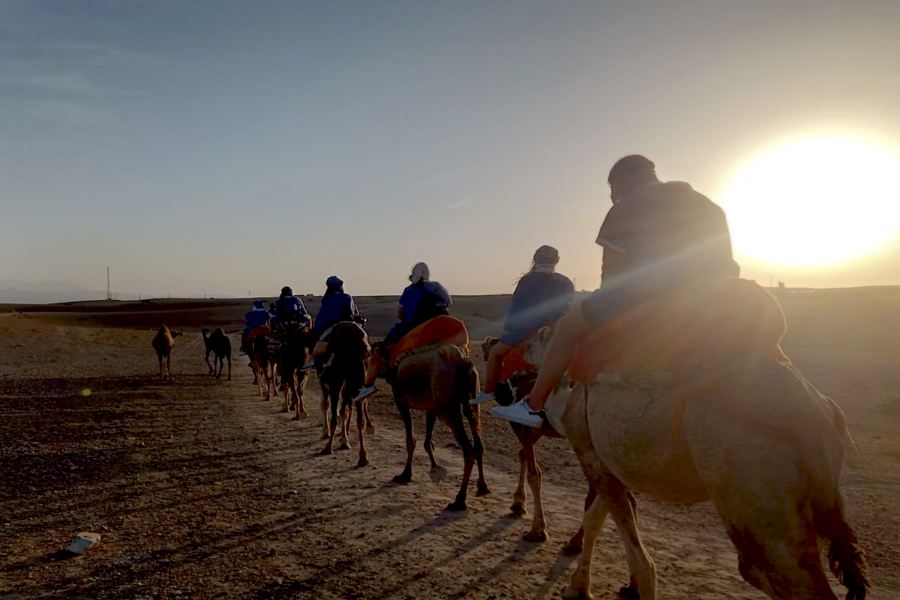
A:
[280,407,289,413]
[320,431,330,440]
[429,466,448,484]
[357,456,369,467]
[291,414,302,421]
[338,442,351,450]
[523,530,548,543]
[365,424,376,435]
[320,448,333,456]
[445,500,467,512]
[476,484,491,497]
[393,473,412,484]
[561,587,592,600]
[618,586,640,600]
[297,411,309,420]
[510,503,527,516]
[562,539,583,555]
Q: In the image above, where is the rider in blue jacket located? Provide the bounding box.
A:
[272,286,309,328]
[301,276,362,371]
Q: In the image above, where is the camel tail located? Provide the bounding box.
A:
[811,492,869,600]
[456,356,482,436]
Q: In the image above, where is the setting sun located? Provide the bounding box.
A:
[723,135,900,267]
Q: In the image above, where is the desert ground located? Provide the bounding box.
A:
[2,290,899,599]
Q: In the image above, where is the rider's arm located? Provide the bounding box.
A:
[525,306,592,411]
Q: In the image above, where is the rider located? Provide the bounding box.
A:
[272,286,310,330]
[239,299,272,356]
[470,245,575,405]
[300,276,362,371]
[492,155,740,428]
[352,262,451,402]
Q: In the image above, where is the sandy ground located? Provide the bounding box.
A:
[1,305,898,599]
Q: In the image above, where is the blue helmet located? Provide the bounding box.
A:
[280,286,292,296]
[326,276,343,291]
[253,300,264,309]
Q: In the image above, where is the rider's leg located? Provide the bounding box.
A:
[485,342,514,394]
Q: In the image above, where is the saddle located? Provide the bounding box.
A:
[389,316,469,367]
[246,325,271,342]
[568,278,788,382]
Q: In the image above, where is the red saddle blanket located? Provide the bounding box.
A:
[568,278,788,382]
[390,316,469,366]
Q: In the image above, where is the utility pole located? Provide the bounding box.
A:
[107,267,111,301]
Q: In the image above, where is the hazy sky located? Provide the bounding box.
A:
[3,1,900,297]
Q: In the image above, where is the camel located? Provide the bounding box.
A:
[151,324,183,382]
[317,322,375,465]
[247,333,274,401]
[482,337,590,551]
[390,342,489,511]
[276,323,315,420]
[201,327,232,381]
[525,280,868,600]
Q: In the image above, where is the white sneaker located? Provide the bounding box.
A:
[299,360,316,372]
[469,391,495,405]
[352,385,378,404]
[238,350,247,356]
[491,400,544,428]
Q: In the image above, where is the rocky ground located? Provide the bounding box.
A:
[1,314,897,599]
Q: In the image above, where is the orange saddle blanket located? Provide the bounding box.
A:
[568,278,788,382]
[246,325,271,342]
[390,316,469,366]
[499,343,534,382]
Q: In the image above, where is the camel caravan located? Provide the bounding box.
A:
[149,156,868,600]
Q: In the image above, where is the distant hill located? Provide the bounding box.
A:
[0,280,106,304]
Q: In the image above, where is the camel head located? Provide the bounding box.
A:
[200,327,210,338]
[171,330,184,339]
[481,336,499,361]
[524,326,554,368]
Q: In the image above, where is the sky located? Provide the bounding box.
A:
[2,0,900,298]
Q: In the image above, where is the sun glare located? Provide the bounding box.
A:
[723,135,900,267]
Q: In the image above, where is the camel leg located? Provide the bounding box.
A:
[521,433,547,542]
[392,395,415,484]
[424,411,439,469]
[226,355,231,381]
[321,389,340,456]
[320,381,331,440]
[281,369,292,413]
[356,399,369,466]
[158,355,164,382]
[510,448,529,515]
[338,402,352,450]
[444,408,475,512]
[562,494,613,600]
[563,486,598,554]
[165,355,172,382]
[462,401,489,497]
[205,350,214,374]
[364,401,375,435]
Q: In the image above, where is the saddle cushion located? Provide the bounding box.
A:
[390,315,469,366]
[568,278,788,382]
[499,341,535,382]
[246,325,271,342]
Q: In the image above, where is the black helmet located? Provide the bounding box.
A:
[281,286,292,296]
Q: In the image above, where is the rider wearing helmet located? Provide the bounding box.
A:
[301,276,363,371]
[352,262,451,402]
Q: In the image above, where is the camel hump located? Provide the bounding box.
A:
[570,277,787,380]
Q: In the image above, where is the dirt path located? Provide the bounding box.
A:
[1,317,897,599]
